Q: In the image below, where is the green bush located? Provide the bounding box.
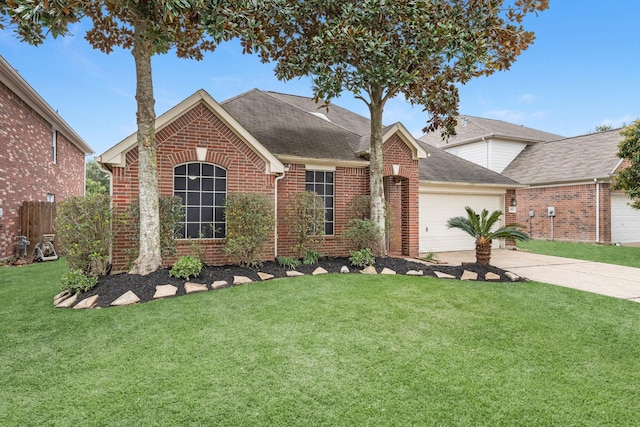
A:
[223,193,275,268]
[55,194,115,276]
[349,248,376,268]
[60,269,98,294]
[342,218,384,255]
[126,195,184,263]
[287,191,325,257]
[276,256,301,270]
[302,249,323,265]
[169,256,202,280]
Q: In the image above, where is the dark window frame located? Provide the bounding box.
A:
[305,169,334,236]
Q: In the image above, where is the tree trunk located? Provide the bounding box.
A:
[129,19,163,275]
[368,85,386,256]
[475,237,492,265]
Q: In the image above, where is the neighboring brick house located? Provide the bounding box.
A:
[502,129,639,244]
[97,89,427,270]
[0,55,93,258]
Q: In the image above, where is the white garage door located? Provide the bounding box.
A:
[611,193,640,243]
[419,193,503,253]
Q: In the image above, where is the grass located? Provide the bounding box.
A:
[1,261,640,426]
[518,239,640,268]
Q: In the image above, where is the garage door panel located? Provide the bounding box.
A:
[419,193,502,252]
[611,193,640,243]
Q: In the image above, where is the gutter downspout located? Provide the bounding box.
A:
[273,165,289,258]
[595,179,600,243]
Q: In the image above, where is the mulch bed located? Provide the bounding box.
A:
[76,257,522,309]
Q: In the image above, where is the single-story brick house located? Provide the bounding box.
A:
[0,55,93,258]
[422,116,640,245]
[98,89,521,270]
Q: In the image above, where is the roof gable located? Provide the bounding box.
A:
[502,129,624,185]
[0,55,93,155]
[98,89,284,174]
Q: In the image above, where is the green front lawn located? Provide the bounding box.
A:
[1,261,639,426]
[518,239,640,268]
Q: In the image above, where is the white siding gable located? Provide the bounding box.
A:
[451,141,488,168]
[490,140,528,173]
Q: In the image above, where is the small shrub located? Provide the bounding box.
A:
[302,249,323,265]
[349,248,376,268]
[223,193,275,268]
[342,218,384,255]
[276,256,301,270]
[60,269,98,294]
[287,191,325,257]
[169,256,203,280]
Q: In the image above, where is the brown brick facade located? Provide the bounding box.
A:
[109,102,420,270]
[0,81,86,258]
[514,183,612,243]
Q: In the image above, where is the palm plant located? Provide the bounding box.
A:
[446,206,529,265]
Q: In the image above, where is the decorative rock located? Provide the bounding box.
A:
[185,282,208,294]
[505,272,520,282]
[233,275,253,285]
[53,291,71,306]
[286,270,304,277]
[434,271,455,279]
[258,272,274,281]
[340,266,350,273]
[55,293,78,308]
[111,291,140,307]
[74,295,99,309]
[211,280,229,289]
[485,272,501,281]
[312,267,328,275]
[461,270,478,281]
[380,268,396,275]
[361,266,377,275]
[154,284,178,299]
[406,270,423,276]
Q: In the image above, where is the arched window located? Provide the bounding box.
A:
[173,162,226,239]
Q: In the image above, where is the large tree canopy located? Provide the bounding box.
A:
[613,119,640,209]
[2,0,277,274]
[265,0,548,253]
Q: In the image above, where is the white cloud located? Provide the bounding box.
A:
[599,114,636,129]
[483,109,525,123]
[518,93,537,104]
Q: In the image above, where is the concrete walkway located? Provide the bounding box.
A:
[434,249,640,303]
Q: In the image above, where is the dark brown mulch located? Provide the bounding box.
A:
[76,257,522,309]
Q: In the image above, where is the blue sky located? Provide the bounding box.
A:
[1,2,639,156]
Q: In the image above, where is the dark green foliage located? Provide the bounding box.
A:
[613,119,640,209]
[85,160,110,196]
[349,248,376,268]
[276,255,301,270]
[343,218,384,255]
[169,256,202,280]
[223,193,275,268]
[126,196,184,261]
[60,269,98,294]
[302,249,323,265]
[287,191,325,257]
[55,194,114,276]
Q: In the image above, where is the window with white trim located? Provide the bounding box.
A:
[305,170,334,235]
[173,162,226,239]
[51,130,57,164]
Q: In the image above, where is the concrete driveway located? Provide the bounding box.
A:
[434,249,640,303]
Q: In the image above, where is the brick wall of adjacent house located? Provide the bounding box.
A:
[0,80,86,258]
[108,102,421,270]
[514,183,612,243]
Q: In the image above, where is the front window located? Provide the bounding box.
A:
[173,162,226,239]
[305,170,334,235]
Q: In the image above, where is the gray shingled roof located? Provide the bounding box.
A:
[502,129,624,185]
[419,142,520,185]
[419,115,563,147]
[221,89,367,162]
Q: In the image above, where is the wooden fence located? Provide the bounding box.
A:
[19,201,57,257]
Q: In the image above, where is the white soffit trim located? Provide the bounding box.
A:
[276,155,369,168]
[98,89,284,174]
[419,181,522,195]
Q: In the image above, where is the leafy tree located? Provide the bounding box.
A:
[266,0,548,254]
[613,119,640,209]
[446,206,528,265]
[86,160,110,196]
[2,0,276,274]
